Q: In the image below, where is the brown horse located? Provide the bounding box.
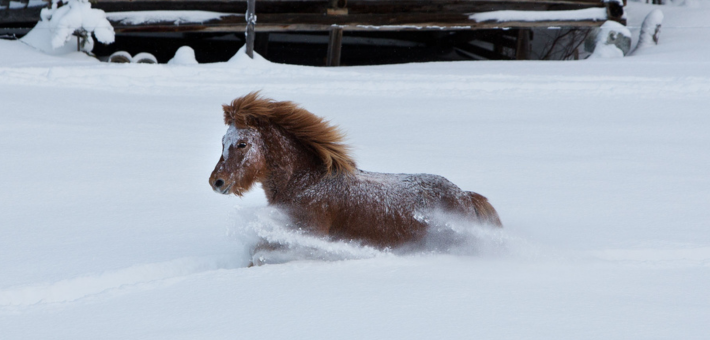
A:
[209,92,501,252]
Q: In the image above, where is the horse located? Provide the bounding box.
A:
[209,92,502,256]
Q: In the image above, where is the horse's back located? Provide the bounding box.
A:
[301,170,501,248]
[410,173,502,227]
[375,171,503,227]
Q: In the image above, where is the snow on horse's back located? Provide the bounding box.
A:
[209,92,502,254]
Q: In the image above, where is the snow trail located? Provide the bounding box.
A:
[227,206,389,264]
[0,257,240,306]
[227,206,548,265]
[411,211,545,259]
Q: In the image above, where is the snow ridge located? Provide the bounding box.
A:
[0,257,239,306]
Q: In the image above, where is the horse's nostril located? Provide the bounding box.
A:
[215,179,224,188]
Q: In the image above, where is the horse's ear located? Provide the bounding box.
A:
[222,104,234,125]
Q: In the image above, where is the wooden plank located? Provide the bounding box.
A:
[92,0,605,15]
[93,0,604,7]
[114,21,610,33]
[247,13,472,26]
[111,12,610,27]
[350,0,601,4]
[346,0,604,14]
[326,26,343,66]
[111,12,611,33]
[93,0,604,5]
[95,0,325,14]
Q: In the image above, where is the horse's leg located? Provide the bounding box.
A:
[247,208,332,267]
[249,240,286,267]
[290,207,333,236]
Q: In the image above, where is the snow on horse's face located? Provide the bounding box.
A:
[209,124,266,196]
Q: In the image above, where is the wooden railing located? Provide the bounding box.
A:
[93,0,609,14]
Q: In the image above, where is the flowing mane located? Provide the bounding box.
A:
[222,92,356,174]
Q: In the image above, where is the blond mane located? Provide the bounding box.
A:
[222,92,356,174]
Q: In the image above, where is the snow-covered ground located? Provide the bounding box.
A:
[1,1,709,339]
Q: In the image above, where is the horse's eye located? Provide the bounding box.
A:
[237,142,247,148]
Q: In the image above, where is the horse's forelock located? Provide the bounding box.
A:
[224,92,273,128]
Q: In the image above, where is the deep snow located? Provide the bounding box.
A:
[1,1,709,339]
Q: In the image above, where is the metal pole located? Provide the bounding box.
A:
[245,0,256,59]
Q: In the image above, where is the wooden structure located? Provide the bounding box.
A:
[2,0,626,64]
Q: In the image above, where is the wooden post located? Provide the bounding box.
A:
[73,29,87,52]
[515,28,530,60]
[245,0,256,59]
[326,26,343,66]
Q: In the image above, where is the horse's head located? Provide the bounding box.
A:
[209,124,267,196]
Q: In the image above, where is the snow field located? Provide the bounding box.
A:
[1,1,710,338]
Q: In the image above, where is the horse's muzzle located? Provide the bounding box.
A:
[211,178,232,195]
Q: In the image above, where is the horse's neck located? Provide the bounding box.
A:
[260,125,322,202]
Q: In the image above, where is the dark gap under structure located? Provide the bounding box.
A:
[89,29,536,65]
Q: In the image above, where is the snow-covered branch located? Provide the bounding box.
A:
[40,0,115,49]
